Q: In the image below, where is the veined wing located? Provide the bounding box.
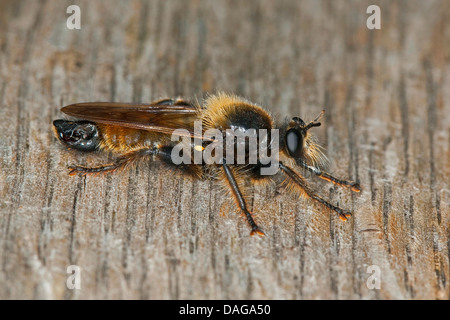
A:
[60,100,206,140]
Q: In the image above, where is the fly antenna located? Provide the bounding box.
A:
[303,110,325,131]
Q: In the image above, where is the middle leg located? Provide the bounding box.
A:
[222,162,265,236]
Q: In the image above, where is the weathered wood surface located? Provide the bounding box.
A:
[0,0,449,300]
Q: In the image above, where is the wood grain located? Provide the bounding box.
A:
[0,0,449,299]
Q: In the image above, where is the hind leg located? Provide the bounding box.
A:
[68,147,158,176]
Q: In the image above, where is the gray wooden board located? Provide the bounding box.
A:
[0,0,449,299]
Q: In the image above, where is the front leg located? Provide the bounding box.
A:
[279,162,353,221]
[298,161,361,192]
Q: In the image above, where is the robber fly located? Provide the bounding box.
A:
[53,93,360,236]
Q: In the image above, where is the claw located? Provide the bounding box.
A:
[250,226,265,237]
[68,167,79,176]
[339,212,352,221]
[351,183,361,192]
[68,166,88,176]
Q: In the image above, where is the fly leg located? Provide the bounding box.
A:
[298,161,361,192]
[68,147,157,176]
[68,144,201,178]
[222,162,265,236]
[279,162,353,221]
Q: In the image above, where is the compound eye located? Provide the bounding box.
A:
[286,129,303,157]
